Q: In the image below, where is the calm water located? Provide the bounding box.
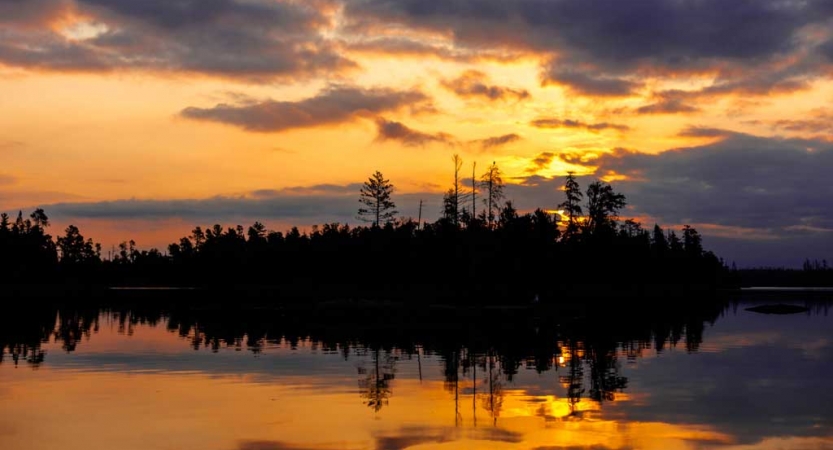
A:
[1,295,831,450]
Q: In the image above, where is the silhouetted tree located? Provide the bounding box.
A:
[584,181,626,237]
[682,225,703,256]
[480,162,505,228]
[559,172,583,239]
[652,224,668,253]
[442,188,457,222]
[449,154,464,226]
[358,171,397,227]
[498,201,518,229]
[57,225,100,265]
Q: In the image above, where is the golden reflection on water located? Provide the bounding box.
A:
[1,308,832,450]
[0,367,736,450]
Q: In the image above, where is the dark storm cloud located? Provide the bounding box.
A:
[0,0,72,26]
[531,118,629,133]
[4,0,832,92]
[470,133,522,149]
[77,0,316,30]
[588,134,833,231]
[820,39,833,61]
[441,70,530,101]
[344,0,833,102]
[0,0,352,80]
[343,0,828,67]
[374,118,455,147]
[181,87,428,132]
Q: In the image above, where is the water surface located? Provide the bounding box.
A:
[1,295,831,450]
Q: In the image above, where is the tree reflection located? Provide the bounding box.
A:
[358,347,397,412]
[479,351,505,426]
[0,293,756,418]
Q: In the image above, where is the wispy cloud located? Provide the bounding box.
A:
[181,86,429,133]
[531,118,630,132]
[469,133,522,150]
[374,118,455,147]
[442,70,530,102]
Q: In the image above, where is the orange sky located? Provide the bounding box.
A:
[2,0,833,264]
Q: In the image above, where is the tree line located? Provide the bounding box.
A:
[1,157,739,300]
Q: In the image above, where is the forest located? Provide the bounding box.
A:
[0,159,794,302]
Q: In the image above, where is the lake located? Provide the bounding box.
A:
[1,292,831,450]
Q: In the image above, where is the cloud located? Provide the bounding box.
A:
[470,133,522,150]
[543,69,640,97]
[343,0,833,105]
[441,70,530,101]
[343,0,825,66]
[181,87,429,132]
[531,118,630,133]
[0,0,72,27]
[677,127,736,138]
[0,0,353,81]
[590,135,833,231]
[345,37,522,63]
[764,109,833,136]
[40,186,360,222]
[527,152,556,172]
[35,183,438,227]
[374,118,455,147]
[565,133,833,264]
[636,98,701,115]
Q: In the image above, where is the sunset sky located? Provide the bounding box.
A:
[2,0,833,266]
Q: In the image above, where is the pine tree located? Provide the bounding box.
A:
[585,181,626,236]
[558,172,583,239]
[358,171,398,227]
[682,225,703,256]
[651,224,668,252]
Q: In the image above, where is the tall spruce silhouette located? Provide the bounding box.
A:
[358,171,397,227]
[559,172,583,239]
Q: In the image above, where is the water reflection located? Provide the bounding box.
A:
[0,296,831,450]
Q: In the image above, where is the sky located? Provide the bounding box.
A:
[1,0,833,267]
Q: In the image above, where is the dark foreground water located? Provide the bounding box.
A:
[1,293,831,450]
